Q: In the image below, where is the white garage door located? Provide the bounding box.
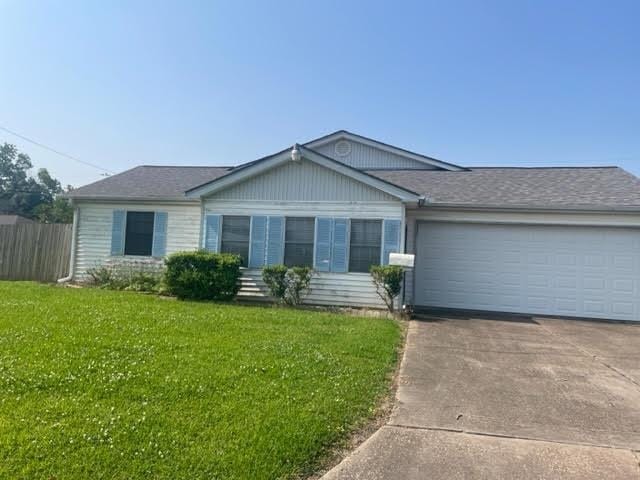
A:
[414,222,640,321]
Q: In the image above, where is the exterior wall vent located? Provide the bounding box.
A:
[334,140,351,157]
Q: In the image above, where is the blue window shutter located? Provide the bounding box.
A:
[204,214,221,252]
[266,216,284,265]
[314,217,333,272]
[249,216,267,268]
[382,219,402,264]
[331,218,349,273]
[152,211,168,257]
[110,210,126,256]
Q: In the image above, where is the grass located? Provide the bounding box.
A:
[0,282,401,480]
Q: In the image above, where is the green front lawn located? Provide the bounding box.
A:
[0,282,400,479]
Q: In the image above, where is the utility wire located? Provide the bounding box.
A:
[0,125,113,175]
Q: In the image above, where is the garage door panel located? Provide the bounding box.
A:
[612,302,635,316]
[613,278,635,293]
[415,223,640,321]
[556,276,578,289]
[555,298,579,314]
[584,301,606,315]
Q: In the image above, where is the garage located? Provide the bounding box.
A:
[414,222,640,321]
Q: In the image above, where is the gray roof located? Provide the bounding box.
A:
[0,215,35,225]
[65,161,640,211]
[368,167,640,210]
[66,165,231,200]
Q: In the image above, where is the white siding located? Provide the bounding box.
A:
[212,159,396,201]
[238,270,385,308]
[205,199,403,308]
[204,199,403,219]
[73,201,201,280]
[313,139,436,170]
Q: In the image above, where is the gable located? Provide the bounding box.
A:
[210,158,397,202]
[304,131,465,171]
[312,138,437,170]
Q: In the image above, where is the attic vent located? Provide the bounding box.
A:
[334,140,351,157]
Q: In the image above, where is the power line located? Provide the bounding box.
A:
[0,125,113,175]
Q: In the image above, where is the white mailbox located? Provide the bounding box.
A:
[389,253,415,268]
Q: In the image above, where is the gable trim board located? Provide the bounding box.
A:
[186,145,423,203]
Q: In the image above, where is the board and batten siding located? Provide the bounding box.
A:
[73,202,201,280]
[312,139,437,170]
[211,159,396,201]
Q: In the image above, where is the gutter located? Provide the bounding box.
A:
[413,202,640,214]
[64,196,200,204]
[57,206,79,284]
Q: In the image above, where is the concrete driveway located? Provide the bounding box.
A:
[323,314,640,479]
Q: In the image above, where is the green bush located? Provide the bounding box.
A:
[370,265,405,313]
[261,264,288,299]
[262,265,312,306]
[164,251,241,301]
[86,264,162,293]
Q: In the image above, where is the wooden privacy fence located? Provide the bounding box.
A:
[0,223,72,282]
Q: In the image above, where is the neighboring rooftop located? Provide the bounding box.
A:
[0,215,36,225]
[66,165,231,200]
[368,166,640,209]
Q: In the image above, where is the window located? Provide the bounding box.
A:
[124,211,155,256]
[221,215,250,266]
[349,219,382,273]
[284,217,314,267]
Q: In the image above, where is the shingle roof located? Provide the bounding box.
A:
[66,165,231,200]
[368,167,640,209]
[65,162,640,211]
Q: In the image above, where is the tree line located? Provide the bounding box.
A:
[0,143,74,223]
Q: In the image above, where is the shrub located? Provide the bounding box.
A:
[86,265,115,287]
[262,265,312,306]
[126,271,163,292]
[261,264,288,300]
[86,263,162,293]
[164,251,241,301]
[370,265,405,313]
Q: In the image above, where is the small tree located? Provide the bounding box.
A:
[370,265,404,313]
[262,265,312,306]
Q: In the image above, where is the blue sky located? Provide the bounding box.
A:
[2,0,639,187]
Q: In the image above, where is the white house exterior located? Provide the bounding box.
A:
[65,131,640,321]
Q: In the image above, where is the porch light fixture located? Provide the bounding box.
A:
[291,144,301,162]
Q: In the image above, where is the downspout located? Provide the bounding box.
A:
[57,205,79,283]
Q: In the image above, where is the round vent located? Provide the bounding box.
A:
[334,140,351,157]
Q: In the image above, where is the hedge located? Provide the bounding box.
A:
[164,251,242,300]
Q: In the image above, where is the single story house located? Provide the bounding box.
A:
[65,131,640,321]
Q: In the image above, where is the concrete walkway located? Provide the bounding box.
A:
[323,314,640,479]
